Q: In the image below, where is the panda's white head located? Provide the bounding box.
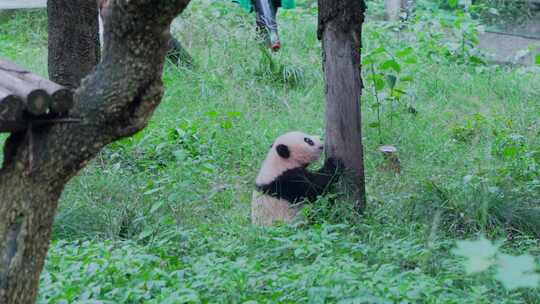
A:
[256,131,324,185]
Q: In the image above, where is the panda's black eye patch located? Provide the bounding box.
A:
[304,137,314,146]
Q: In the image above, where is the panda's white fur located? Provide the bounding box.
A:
[252,131,324,226]
[251,192,298,226]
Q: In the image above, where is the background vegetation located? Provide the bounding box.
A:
[1,0,539,302]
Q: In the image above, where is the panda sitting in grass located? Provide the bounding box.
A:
[252,131,344,226]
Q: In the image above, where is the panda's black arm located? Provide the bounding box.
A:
[257,158,344,203]
[300,157,344,201]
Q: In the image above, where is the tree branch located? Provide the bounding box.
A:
[3,0,191,182]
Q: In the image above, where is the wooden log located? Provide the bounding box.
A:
[0,59,74,114]
[9,71,73,113]
[0,69,50,116]
[0,86,24,122]
[0,0,47,9]
[49,88,73,113]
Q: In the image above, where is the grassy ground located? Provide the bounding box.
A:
[1,1,540,303]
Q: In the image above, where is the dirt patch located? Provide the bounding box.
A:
[479,31,540,65]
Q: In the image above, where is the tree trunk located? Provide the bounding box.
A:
[0,1,192,303]
[318,0,367,213]
[47,0,101,89]
[385,0,402,21]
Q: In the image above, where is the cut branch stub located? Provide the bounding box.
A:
[378,144,401,173]
[49,87,73,113]
[0,86,24,122]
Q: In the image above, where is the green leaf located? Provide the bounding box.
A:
[469,56,485,65]
[404,56,418,65]
[371,47,386,55]
[374,78,385,90]
[502,146,518,158]
[448,0,458,8]
[393,88,408,95]
[368,74,385,91]
[536,54,540,65]
[363,56,374,65]
[143,187,162,196]
[400,75,414,82]
[368,122,380,128]
[396,47,413,58]
[379,60,401,73]
[385,75,397,89]
[495,254,540,290]
[452,237,499,274]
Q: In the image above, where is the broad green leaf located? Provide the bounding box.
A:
[448,0,458,8]
[363,56,375,65]
[368,74,386,91]
[368,122,380,128]
[502,146,518,158]
[452,237,499,274]
[396,47,413,58]
[495,254,540,290]
[375,78,385,90]
[379,60,401,73]
[536,54,540,65]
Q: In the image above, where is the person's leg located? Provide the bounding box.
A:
[166,34,194,68]
[253,0,280,51]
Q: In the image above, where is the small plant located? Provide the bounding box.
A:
[453,236,540,290]
[255,45,305,87]
[363,44,416,144]
[449,113,487,143]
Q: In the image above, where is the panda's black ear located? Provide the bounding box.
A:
[276,144,290,158]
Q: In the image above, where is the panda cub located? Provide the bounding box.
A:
[251,131,343,226]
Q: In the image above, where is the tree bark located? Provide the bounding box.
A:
[47,0,101,89]
[318,0,367,213]
[0,1,191,303]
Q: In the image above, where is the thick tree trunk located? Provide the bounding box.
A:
[318,0,367,213]
[47,0,101,89]
[0,1,191,303]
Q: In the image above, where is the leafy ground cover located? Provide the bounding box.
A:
[1,0,539,302]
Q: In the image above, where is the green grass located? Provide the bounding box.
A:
[1,0,540,302]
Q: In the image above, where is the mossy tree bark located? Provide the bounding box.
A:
[318,0,367,213]
[0,1,191,303]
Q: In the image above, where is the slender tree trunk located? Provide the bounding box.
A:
[318,0,367,213]
[47,0,100,89]
[0,1,191,303]
[385,0,402,21]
